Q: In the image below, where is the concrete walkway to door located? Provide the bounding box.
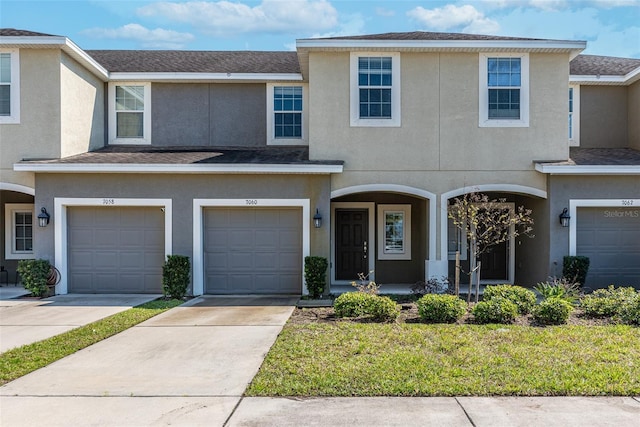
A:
[0,296,297,426]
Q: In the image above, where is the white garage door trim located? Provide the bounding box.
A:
[569,199,640,256]
[193,199,310,296]
[54,198,173,294]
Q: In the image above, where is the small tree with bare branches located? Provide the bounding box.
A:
[448,193,534,303]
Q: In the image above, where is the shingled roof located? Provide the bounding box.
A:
[0,28,59,37]
[85,50,300,74]
[303,31,555,42]
[19,146,343,166]
[570,54,640,76]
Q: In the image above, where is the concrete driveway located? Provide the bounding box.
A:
[0,296,297,426]
[0,291,161,352]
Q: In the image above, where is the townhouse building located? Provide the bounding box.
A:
[1,29,638,294]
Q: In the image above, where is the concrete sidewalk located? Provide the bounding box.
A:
[0,291,161,352]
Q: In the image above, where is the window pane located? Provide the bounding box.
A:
[0,85,10,116]
[274,112,301,138]
[13,210,33,253]
[116,86,144,111]
[0,53,10,83]
[384,212,404,253]
[487,58,521,88]
[488,89,520,119]
[116,112,144,137]
[358,56,393,119]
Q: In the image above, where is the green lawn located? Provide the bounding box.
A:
[0,299,183,386]
[247,323,640,396]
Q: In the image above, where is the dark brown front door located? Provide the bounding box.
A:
[335,209,368,280]
[480,240,508,280]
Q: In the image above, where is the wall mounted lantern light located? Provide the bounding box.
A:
[38,207,50,227]
[559,208,570,228]
[313,209,322,228]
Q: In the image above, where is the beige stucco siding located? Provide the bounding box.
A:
[0,49,61,189]
[310,52,569,173]
[580,85,628,148]
[628,81,639,151]
[60,52,105,157]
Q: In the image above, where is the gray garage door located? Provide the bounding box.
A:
[204,207,302,294]
[67,206,165,293]
[576,207,640,288]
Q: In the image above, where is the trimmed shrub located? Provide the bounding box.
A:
[483,284,537,314]
[619,294,640,326]
[17,259,51,297]
[472,297,518,324]
[562,256,590,286]
[334,292,399,322]
[368,295,400,322]
[162,255,190,299]
[581,286,637,318]
[417,294,467,323]
[533,297,574,325]
[304,256,328,299]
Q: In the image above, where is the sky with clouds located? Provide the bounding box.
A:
[2,0,638,57]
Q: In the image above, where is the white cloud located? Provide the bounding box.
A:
[137,0,338,35]
[308,13,366,39]
[375,7,395,17]
[407,4,500,34]
[81,24,194,49]
[479,0,638,10]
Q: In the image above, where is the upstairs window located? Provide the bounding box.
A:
[267,84,307,145]
[479,53,529,127]
[350,52,400,127]
[359,57,392,119]
[488,58,521,119]
[0,49,20,124]
[108,82,151,144]
[569,85,580,146]
[274,86,302,138]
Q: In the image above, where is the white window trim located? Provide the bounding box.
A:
[108,82,152,145]
[266,83,308,145]
[479,53,529,128]
[377,204,411,260]
[0,49,20,124]
[569,85,580,147]
[350,52,401,127]
[4,203,34,259]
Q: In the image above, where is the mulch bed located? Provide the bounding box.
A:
[289,301,617,327]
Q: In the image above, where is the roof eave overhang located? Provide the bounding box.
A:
[108,72,303,83]
[296,38,586,54]
[14,162,343,174]
[535,163,640,175]
[0,36,109,81]
[570,67,640,86]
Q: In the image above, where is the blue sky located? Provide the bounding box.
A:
[1,0,638,57]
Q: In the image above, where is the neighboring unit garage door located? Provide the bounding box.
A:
[67,207,165,293]
[576,207,640,288]
[204,207,302,294]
